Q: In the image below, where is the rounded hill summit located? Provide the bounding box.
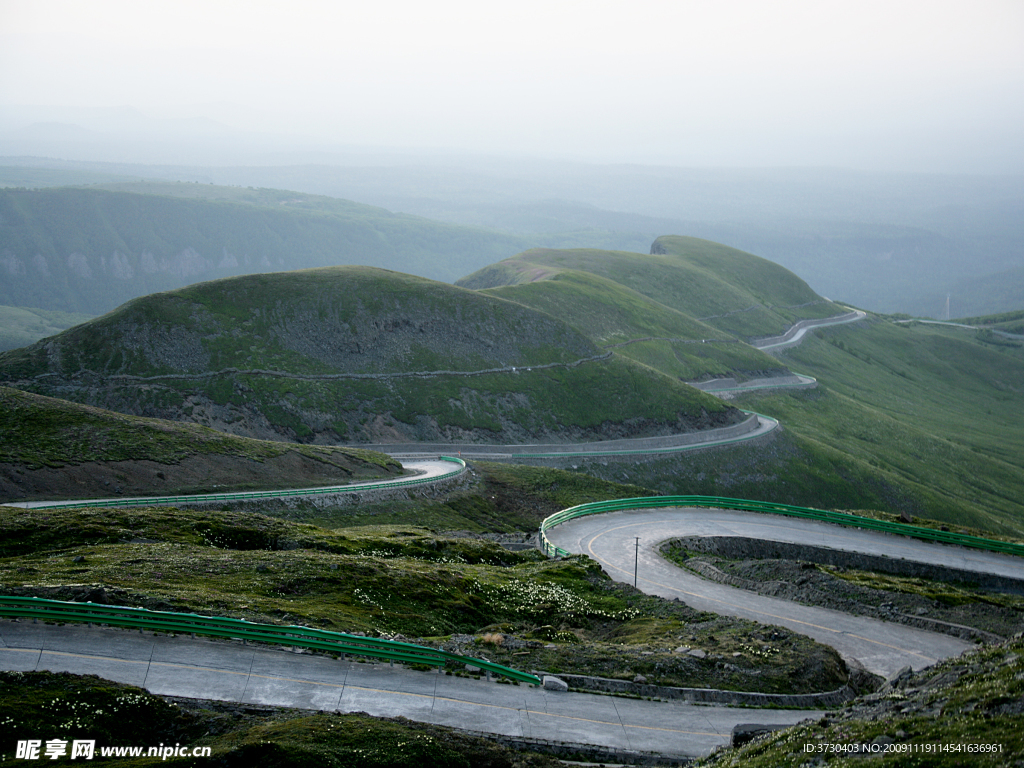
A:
[0,266,741,444]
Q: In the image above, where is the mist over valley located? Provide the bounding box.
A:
[1,2,1023,764]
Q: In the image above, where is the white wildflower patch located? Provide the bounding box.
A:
[472,578,638,621]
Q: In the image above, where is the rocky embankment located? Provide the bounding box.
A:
[0,386,403,503]
[699,635,1024,766]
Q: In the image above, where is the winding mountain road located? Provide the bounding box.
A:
[543,508,1021,677]
[7,309,1015,758]
[8,459,466,511]
[0,621,816,761]
[753,309,867,351]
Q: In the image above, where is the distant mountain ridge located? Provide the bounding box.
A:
[0,185,528,315]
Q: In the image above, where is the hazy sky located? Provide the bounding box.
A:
[1,0,1023,171]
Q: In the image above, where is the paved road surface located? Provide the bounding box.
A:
[755,310,867,351]
[8,459,464,510]
[543,508,1003,677]
[0,621,821,760]
[385,413,780,460]
[4,310,1002,758]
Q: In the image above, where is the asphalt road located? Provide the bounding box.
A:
[0,621,821,760]
[542,507,1008,677]
[8,459,464,510]
[384,413,780,460]
[4,309,1002,757]
[755,310,867,351]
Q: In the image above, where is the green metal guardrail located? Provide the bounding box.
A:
[0,595,540,685]
[539,495,1024,560]
[22,456,467,511]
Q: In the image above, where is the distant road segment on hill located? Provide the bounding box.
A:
[753,309,867,350]
[366,411,778,460]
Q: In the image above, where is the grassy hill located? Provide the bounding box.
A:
[588,314,1024,537]
[758,318,1024,534]
[0,386,401,502]
[456,242,1024,536]
[698,634,1023,767]
[0,266,738,444]
[478,269,784,382]
[0,185,528,315]
[459,241,1024,536]
[957,308,1024,336]
[0,305,94,352]
[457,237,845,340]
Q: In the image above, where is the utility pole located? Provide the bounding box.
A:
[634,536,640,588]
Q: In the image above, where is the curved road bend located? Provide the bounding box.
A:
[754,310,867,351]
[0,621,820,760]
[7,459,464,511]
[385,414,780,461]
[0,309,973,757]
[541,507,1022,677]
[686,309,864,394]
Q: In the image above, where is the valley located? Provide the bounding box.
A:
[3,4,1022,762]
[1,197,1022,764]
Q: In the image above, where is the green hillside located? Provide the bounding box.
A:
[0,386,401,501]
[457,240,1024,535]
[456,244,968,529]
[586,307,1024,536]
[0,266,738,444]
[756,318,1024,534]
[599,315,1024,537]
[480,269,785,381]
[698,635,1023,767]
[957,308,1024,335]
[0,185,528,315]
[457,237,845,339]
[0,305,94,352]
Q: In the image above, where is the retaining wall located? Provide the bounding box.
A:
[550,672,854,708]
[664,536,1024,594]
